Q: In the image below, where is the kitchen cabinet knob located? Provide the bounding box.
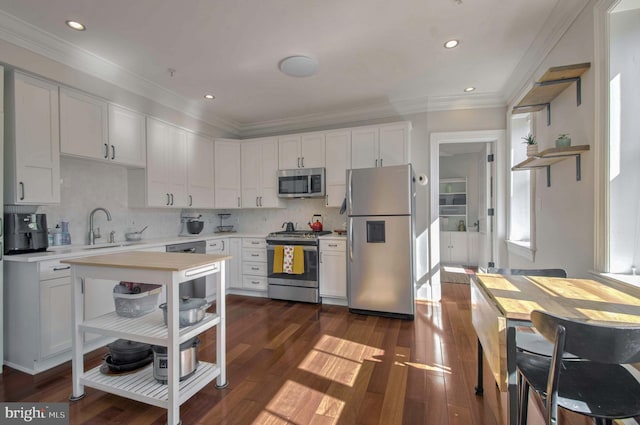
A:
[375,159,378,167]
[329,244,338,247]
[104,143,109,159]
[251,281,260,285]
[189,195,193,206]
[166,193,171,205]
[380,158,383,167]
[19,182,25,200]
[256,197,259,207]
[251,267,259,271]
[170,193,174,205]
[301,157,305,168]
[297,157,301,168]
[221,241,225,251]
[111,145,116,160]
[259,196,263,207]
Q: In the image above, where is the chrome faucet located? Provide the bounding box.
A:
[88,207,112,245]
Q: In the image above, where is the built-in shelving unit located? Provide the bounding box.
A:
[512,63,591,125]
[439,178,467,231]
[512,145,590,187]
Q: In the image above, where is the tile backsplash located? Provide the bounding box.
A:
[33,157,344,245]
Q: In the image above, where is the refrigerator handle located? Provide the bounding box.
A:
[347,169,353,216]
[349,219,353,262]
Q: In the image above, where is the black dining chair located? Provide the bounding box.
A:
[517,310,640,425]
[486,268,574,358]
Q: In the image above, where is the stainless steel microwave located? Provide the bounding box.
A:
[277,168,325,198]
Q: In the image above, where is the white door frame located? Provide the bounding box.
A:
[429,130,506,274]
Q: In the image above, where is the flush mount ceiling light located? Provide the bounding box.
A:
[279,55,318,78]
[65,20,86,31]
[464,87,476,92]
[204,94,215,100]
[444,39,459,49]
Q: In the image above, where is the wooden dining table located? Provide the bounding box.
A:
[471,273,640,425]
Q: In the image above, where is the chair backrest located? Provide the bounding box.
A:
[487,268,567,278]
[531,310,640,364]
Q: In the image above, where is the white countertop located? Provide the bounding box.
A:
[3,232,268,263]
[4,231,346,262]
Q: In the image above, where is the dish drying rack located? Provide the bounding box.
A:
[215,214,235,233]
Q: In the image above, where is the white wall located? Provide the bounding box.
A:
[506,2,596,277]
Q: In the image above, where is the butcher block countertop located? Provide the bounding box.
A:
[62,251,232,271]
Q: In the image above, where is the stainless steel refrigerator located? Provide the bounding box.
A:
[347,164,415,319]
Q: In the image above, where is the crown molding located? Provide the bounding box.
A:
[0,10,241,135]
[503,0,591,107]
[238,93,507,137]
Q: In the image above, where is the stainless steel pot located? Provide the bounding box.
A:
[151,337,200,384]
[159,297,208,327]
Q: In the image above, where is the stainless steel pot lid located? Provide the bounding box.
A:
[151,336,200,354]
[159,297,207,312]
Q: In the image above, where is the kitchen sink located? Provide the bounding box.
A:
[81,241,144,250]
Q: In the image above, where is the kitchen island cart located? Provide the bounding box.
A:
[63,251,230,425]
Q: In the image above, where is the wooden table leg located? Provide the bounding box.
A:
[475,338,484,395]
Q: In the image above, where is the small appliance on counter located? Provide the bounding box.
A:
[4,213,48,255]
[179,214,205,236]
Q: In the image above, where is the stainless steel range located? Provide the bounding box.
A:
[266,230,331,303]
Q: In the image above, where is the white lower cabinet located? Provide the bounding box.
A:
[205,238,230,298]
[241,238,267,292]
[319,239,347,303]
[40,269,72,358]
[440,231,469,265]
[228,238,242,289]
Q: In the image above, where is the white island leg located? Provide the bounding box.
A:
[216,261,227,388]
[70,269,85,401]
[167,278,180,425]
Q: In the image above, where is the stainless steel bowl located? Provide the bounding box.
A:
[186,220,204,234]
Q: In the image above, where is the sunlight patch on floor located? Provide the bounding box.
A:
[442,265,466,273]
[259,379,333,425]
[298,334,384,386]
[405,361,451,374]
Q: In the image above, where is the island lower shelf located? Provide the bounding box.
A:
[81,361,220,409]
[79,310,220,346]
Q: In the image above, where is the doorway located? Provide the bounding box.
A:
[421,130,505,301]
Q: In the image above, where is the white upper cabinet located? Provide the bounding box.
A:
[108,104,146,167]
[351,122,411,169]
[4,71,60,205]
[241,137,281,209]
[59,92,145,168]
[214,139,241,209]
[379,122,411,167]
[59,87,108,161]
[144,117,188,207]
[324,129,351,207]
[186,132,215,208]
[278,133,325,169]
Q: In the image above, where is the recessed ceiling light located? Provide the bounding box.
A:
[464,87,476,92]
[65,20,86,31]
[444,39,459,49]
[279,56,319,78]
[204,94,215,100]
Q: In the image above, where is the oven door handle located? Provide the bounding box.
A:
[267,245,317,252]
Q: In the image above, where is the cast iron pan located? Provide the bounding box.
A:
[100,353,154,375]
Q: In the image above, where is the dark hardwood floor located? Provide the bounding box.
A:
[0,284,595,424]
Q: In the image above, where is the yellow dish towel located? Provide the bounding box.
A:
[273,245,284,273]
[292,246,304,275]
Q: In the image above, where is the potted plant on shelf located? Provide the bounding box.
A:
[555,133,571,148]
[522,133,538,157]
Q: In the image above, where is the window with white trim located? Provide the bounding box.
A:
[508,114,534,249]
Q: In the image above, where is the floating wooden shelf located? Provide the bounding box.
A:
[512,145,590,187]
[512,63,591,125]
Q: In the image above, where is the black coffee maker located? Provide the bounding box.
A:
[4,213,49,255]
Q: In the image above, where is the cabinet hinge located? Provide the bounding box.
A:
[488,208,495,217]
[487,154,494,163]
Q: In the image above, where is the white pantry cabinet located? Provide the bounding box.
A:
[108,104,146,167]
[130,117,188,208]
[324,130,351,207]
[214,139,241,209]
[440,231,468,265]
[278,132,325,169]
[319,239,347,303]
[241,137,281,208]
[186,132,215,208]
[4,71,60,205]
[351,122,410,169]
[59,87,109,162]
